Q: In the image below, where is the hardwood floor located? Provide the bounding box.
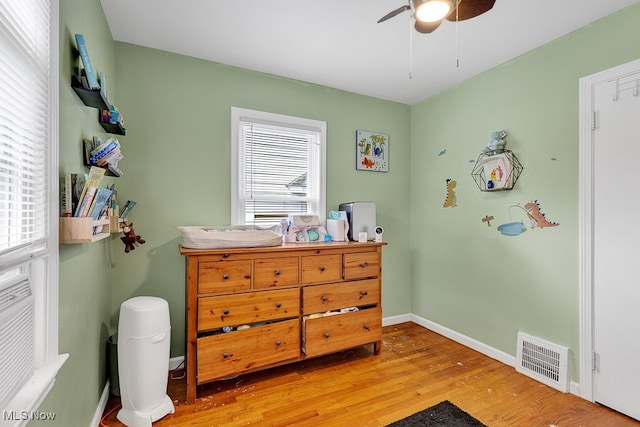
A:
[101,322,639,426]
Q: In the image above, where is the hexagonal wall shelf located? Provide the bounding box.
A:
[471,150,523,191]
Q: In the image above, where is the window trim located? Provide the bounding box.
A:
[230,107,327,226]
[2,0,67,421]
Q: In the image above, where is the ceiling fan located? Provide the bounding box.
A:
[378,0,496,34]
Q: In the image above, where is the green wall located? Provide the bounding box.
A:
[36,0,117,425]
[39,1,640,425]
[109,44,413,357]
[410,4,640,381]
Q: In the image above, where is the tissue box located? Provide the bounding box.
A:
[289,215,321,227]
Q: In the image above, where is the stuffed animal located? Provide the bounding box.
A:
[120,222,145,253]
[482,130,507,153]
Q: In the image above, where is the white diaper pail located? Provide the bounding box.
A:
[117,297,175,427]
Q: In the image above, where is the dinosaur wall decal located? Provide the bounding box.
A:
[524,200,559,228]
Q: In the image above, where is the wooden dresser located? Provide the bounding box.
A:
[180,241,385,404]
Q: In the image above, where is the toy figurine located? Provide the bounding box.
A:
[120,221,145,253]
[482,130,507,153]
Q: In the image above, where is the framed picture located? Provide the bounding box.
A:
[356,130,388,172]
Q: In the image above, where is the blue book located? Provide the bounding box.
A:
[120,200,137,218]
[88,187,113,220]
[90,140,118,163]
[75,34,100,90]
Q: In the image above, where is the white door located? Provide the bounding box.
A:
[592,69,640,421]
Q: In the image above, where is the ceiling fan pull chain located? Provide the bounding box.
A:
[409,11,413,79]
[455,1,460,68]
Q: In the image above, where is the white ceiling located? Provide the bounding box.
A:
[100,0,639,105]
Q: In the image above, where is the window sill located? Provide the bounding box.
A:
[2,354,69,427]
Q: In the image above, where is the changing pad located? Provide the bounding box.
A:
[177,225,282,249]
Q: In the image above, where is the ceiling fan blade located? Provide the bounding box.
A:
[446,0,496,22]
[377,4,411,23]
[414,19,441,34]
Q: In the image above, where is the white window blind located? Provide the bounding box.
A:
[231,108,326,227]
[0,0,50,268]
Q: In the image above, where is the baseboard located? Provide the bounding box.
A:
[90,380,111,427]
[382,313,412,326]
[409,314,516,367]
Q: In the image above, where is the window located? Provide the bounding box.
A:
[231,107,326,227]
[0,0,66,419]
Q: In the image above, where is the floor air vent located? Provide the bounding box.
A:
[516,332,569,392]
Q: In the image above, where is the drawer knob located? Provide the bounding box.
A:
[223,253,230,258]
[275,340,282,347]
[223,274,229,280]
[321,296,328,302]
[360,290,368,297]
[223,309,229,315]
[360,262,368,268]
[319,266,325,272]
[324,332,330,339]
[274,270,281,276]
[364,324,370,331]
[276,303,282,309]
[223,352,230,359]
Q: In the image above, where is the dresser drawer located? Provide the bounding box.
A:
[301,254,342,284]
[343,252,379,280]
[302,307,381,357]
[302,279,379,315]
[198,260,251,294]
[198,288,300,332]
[253,256,299,289]
[197,319,300,383]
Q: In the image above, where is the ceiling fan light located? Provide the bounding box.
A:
[414,0,453,23]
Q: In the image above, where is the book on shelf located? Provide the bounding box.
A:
[119,200,137,218]
[82,138,93,165]
[87,187,113,220]
[97,151,123,168]
[60,175,72,217]
[74,166,106,217]
[75,34,100,90]
[72,173,86,214]
[99,71,107,100]
[84,136,103,164]
[90,138,119,163]
[88,136,109,156]
[60,173,86,217]
[107,163,123,177]
[109,184,117,210]
[82,136,124,175]
[92,184,116,235]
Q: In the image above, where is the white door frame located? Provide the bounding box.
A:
[578,57,640,402]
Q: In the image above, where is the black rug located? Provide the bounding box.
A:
[387,400,487,427]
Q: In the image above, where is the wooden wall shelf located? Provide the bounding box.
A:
[59,217,110,244]
[110,216,127,234]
